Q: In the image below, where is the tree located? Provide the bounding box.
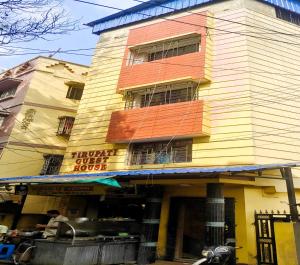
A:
[0,0,78,45]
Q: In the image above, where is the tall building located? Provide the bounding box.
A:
[57,0,300,264]
[0,56,88,226]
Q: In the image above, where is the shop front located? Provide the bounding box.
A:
[0,174,144,264]
[0,163,299,265]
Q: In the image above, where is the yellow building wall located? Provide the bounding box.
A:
[61,1,260,174]
[22,195,69,215]
[243,187,300,265]
[274,222,297,265]
[243,9,300,178]
[0,57,88,179]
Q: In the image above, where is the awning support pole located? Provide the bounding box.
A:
[205,183,225,246]
[11,193,27,230]
[281,167,300,265]
[137,186,164,265]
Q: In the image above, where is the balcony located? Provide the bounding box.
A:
[106,100,209,143]
[117,12,212,91]
[118,52,209,91]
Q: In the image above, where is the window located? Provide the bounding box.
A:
[40,154,64,175]
[129,35,201,65]
[148,43,199,62]
[57,116,75,136]
[66,85,84,100]
[130,139,192,165]
[276,7,300,26]
[0,116,5,127]
[125,83,198,109]
[0,87,17,100]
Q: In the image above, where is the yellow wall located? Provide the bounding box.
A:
[60,0,300,179]
[244,10,300,178]
[22,195,69,215]
[61,1,262,174]
[243,187,300,264]
[275,222,297,265]
[0,57,88,179]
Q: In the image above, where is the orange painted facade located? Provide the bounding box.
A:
[106,100,207,143]
[117,12,210,91]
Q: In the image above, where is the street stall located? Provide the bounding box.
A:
[0,173,143,265]
[32,219,140,265]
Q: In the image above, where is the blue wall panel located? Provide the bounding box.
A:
[90,0,213,34]
[89,0,300,35]
[263,0,300,13]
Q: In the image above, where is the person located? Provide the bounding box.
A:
[0,224,8,241]
[36,210,68,238]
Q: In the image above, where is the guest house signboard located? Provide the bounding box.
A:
[71,149,118,172]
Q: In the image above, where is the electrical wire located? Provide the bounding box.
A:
[1,2,300,171]
[131,0,300,37]
[73,0,300,47]
[2,72,300,144]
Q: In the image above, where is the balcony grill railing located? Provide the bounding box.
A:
[125,85,198,109]
[130,140,192,165]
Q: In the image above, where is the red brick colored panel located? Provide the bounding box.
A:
[117,12,209,91]
[118,52,205,89]
[106,101,205,143]
[126,12,208,46]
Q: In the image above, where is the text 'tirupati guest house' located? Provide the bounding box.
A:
[58,0,300,264]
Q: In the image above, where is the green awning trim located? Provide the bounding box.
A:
[74,178,121,188]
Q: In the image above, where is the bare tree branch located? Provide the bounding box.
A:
[0,0,78,45]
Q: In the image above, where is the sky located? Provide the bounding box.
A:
[0,0,138,70]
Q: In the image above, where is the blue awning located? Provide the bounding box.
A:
[0,163,298,184]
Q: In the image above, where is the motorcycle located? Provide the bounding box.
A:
[192,245,236,265]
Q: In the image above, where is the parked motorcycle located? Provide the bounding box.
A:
[192,245,236,265]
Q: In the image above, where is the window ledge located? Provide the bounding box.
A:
[127,162,193,170]
[0,95,15,102]
[129,32,201,50]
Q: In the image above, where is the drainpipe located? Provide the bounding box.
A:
[205,183,225,246]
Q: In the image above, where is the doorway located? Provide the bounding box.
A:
[166,197,235,261]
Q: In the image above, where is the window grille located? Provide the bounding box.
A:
[57,116,75,136]
[148,43,200,62]
[129,139,192,165]
[129,35,201,66]
[40,155,64,175]
[125,85,197,109]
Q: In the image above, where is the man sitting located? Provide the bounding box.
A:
[36,210,68,238]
